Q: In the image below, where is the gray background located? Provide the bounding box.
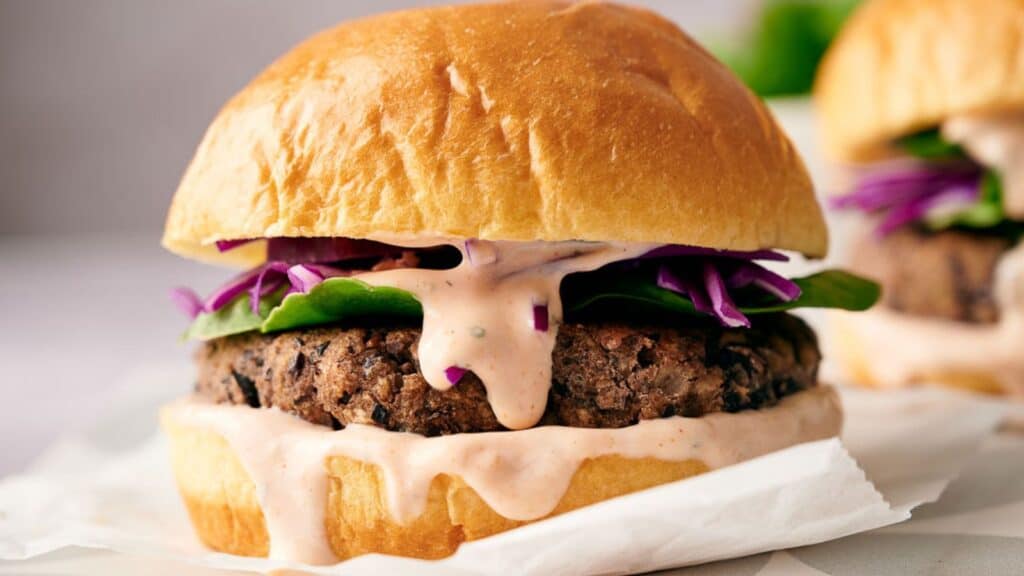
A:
[0,0,756,237]
[0,1,759,474]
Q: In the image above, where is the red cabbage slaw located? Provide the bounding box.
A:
[653,253,799,328]
[830,160,984,236]
[216,237,405,263]
[173,240,801,332]
[171,262,351,318]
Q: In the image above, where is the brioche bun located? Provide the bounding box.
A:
[815,0,1024,162]
[162,0,825,268]
[162,386,840,561]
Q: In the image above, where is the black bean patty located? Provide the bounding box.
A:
[195,314,820,434]
[850,226,1012,323]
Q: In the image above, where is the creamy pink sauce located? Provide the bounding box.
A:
[835,240,1024,397]
[162,386,840,565]
[351,240,653,430]
[943,111,1024,218]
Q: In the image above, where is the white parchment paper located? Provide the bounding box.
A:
[0,365,1005,575]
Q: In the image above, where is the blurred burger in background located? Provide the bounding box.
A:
[816,0,1024,396]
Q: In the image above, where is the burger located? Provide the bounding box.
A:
[816,0,1024,396]
[160,1,878,564]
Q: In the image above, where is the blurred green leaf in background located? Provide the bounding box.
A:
[715,0,860,97]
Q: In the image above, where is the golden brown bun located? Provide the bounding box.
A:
[165,420,707,560]
[163,1,825,267]
[815,0,1024,162]
[829,310,1009,396]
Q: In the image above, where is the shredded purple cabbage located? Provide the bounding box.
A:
[178,261,350,318]
[655,254,801,328]
[702,262,749,328]
[249,263,289,313]
[269,238,400,264]
[216,237,405,264]
[727,261,802,301]
[204,266,267,313]
[170,287,204,319]
[179,239,803,329]
[658,264,751,328]
[641,245,790,262]
[215,239,254,252]
[831,162,983,236]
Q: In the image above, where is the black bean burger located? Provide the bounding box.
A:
[160,1,878,563]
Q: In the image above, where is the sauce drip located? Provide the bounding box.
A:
[943,111,1024,218]
[163,386,840,564]
[354,240,653,429]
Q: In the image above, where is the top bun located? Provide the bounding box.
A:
[164,1,825,267]
[815,0,1024,162]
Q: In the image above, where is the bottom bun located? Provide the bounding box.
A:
[829,309,1019,396]
[162,386,840,562]
[168,425,706,560]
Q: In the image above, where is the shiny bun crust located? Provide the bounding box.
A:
[163,1,825,267]
[162,387,841,561]
[815,0,1024,162]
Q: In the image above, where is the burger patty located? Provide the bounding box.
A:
[197,313,823,430]
[195,314,820,434]
[850,226,1012,323]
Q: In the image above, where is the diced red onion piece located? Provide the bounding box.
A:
[533,304,549,332]
[444,366,468,385]
[702,263,751,328]
[170,287,204,319]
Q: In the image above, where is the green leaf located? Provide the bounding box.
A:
[183,270,879,341]
[261,277,421,333]
[565,269,880,317]
[714,0,859,97]
[182,290,283,341]
[899,129,964,159]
